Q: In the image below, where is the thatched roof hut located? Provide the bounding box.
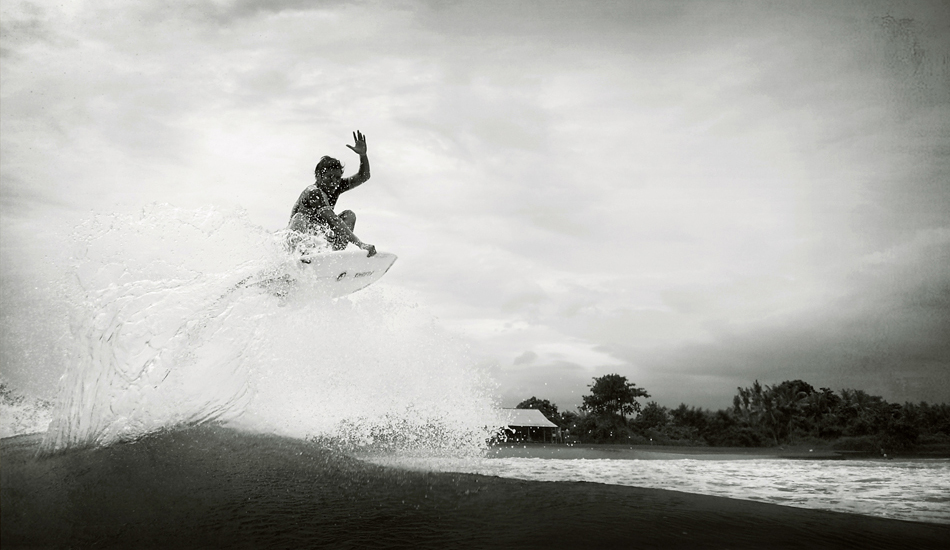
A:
[501,408,561,443]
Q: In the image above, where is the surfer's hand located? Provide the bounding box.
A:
[360,243,377,257]
[346,130,367,156]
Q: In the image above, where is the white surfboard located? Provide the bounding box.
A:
[236,249,397,300]
[296,249,397,298]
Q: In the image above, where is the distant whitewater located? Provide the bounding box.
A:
[40,205,500,455]
[370,455,950,525]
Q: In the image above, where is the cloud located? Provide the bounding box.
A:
[512,350,536,365]
[602,229,950,408]
[497,359,592,409]
[147,0,353,26]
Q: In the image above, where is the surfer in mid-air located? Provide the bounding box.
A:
[288,130,377,257]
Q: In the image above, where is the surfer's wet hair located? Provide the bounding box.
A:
[315,156,343,177]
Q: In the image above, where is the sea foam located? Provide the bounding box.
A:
[41,205,499,455]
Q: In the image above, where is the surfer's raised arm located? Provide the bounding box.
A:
[339,130,370,193]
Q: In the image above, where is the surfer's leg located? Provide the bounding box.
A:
[327,233,347,251]
[324,213,347,251]
[285,215,309,254]
[325,210,356,251]
[338,210,356,231]
[288,213,309,233]
[318,211,355,251]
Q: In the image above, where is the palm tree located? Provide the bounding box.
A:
[732,380,813,445]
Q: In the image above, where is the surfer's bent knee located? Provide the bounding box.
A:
[339,210,356,231]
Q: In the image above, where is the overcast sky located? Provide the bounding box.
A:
[2,0,949,410]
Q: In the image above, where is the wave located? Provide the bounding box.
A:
[0,379,54,438]
[40,204,500,455]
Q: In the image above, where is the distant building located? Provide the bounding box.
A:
[501,408,561,443]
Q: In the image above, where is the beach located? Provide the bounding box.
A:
[3,425,947,549]
[486,442,849,460]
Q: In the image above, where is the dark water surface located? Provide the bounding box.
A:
[3,425,947,549]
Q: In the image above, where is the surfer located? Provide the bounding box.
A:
[288,130,377,257]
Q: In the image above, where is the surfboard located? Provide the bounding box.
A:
[296,249,398,298]
[235,249,397,300]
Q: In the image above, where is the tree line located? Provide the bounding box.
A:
[516,374,950,452]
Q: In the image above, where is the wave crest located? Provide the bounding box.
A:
[41,205,499,456]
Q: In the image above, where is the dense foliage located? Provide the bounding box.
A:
[580,374,650,419]
[520,375,950,452]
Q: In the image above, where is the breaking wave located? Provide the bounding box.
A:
[40,204,500,455]
[0,379,54,438]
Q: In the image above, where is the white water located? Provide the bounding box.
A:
[367,455,950,524]
[40,205,501,455]
[0,380,53,438]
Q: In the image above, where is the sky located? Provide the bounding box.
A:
[2,0,949,411]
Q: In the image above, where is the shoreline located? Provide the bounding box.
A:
[488,441,950,460]
[3,427,948,549]
[488,442,842,460]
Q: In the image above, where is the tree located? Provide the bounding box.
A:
[838,389,888,436]
[516,397,560,425]
[670,404,707,429]
[581,374,650,419]
[801,387,842,438]
[635,401,668,431]
[558,409,579,430]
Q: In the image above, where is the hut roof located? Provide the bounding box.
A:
[501,408,558,428]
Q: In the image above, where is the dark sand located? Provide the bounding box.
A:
[3,426,947,549]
